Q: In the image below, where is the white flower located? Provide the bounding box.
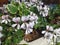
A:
[21,16,29,22]
[0,26,3,31]
[46,25,53,31]
[12,17,20,29]
[44,32,53,44]
[42,25,54,41]
[0,33,3,38]
[39,5,49,17]
[28,13,38,24]
[25,23,33,34]
[21,22,34,34]
[42,30,54,40]
[1,15,11,24]
[37,1,44,11]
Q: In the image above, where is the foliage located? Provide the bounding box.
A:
[1,23,24,45]
[34,16,47,30]
[1,0,60,45]
[6,1,30,16]
[6,4,18,14]
[48,4,60,29]
[30,6,39,15]
[56,42,60,45]
[18,3,30,16]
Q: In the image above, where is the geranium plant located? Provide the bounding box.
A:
[0,0,40,45]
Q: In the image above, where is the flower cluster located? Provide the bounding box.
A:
[21,12,38,34]
[0,12,38,35]
[37,2,49,17]
[42,25,60,45]
[25,1,49,17]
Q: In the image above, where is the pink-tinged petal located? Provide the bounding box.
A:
[29,21,35,28]
[16,17,20,22]
[5,15,9,19]
[21,16,28,22]
[2,15,9,19]
[12,17,16,22]
[12,24,17,28]
[12,17,20,23]
[2,15,6,19]
[49,26,53,31]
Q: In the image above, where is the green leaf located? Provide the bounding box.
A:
[18,3,30,16]
[30,6,39,15]
[6,4,18,14]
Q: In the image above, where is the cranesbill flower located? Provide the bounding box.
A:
[21,22,34,34]
[12,17,20,29]
[42,25,54,44]
[40,5,49,17]
[28,12,38,24]
[1,15,11,24]
[42,25,54,39]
